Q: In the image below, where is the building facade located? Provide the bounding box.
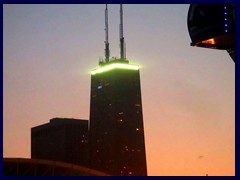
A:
[89,60,147,176]
[31,118,89,167]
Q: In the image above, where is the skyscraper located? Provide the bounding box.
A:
[89,4,147,176]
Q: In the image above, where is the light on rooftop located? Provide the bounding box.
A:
[91,63,140,75]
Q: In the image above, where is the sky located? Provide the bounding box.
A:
[3,4,235,176]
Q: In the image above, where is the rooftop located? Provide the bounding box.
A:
[91,59,139,75]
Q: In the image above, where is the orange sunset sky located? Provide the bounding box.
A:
[3,4,235,176]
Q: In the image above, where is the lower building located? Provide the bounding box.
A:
[31,118,89,167]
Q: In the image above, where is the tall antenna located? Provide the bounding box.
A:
[105,4,110,62]
[120,4,125,60]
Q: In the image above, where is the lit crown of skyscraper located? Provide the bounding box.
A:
[93,4,138,75]
[89,4,147,176]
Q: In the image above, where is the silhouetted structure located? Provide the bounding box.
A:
[31,118,89,167]
[30,4,147,176]
[187,4,235,62]
[89,4,147,176]
[4,158,109,176]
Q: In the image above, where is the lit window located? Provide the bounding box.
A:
[136,128,140,131]
[129,172,132,175]
[119,112,124,115]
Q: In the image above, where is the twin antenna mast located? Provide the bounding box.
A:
[120,4,126,60]
[105,4,110,62]
[104,4,126,62]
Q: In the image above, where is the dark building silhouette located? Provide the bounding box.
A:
[30,4,147,176]
[89,5,147,176]
[31,118,89,167]
[89,60,147,176]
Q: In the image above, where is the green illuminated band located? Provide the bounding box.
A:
[91,63,140,75]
